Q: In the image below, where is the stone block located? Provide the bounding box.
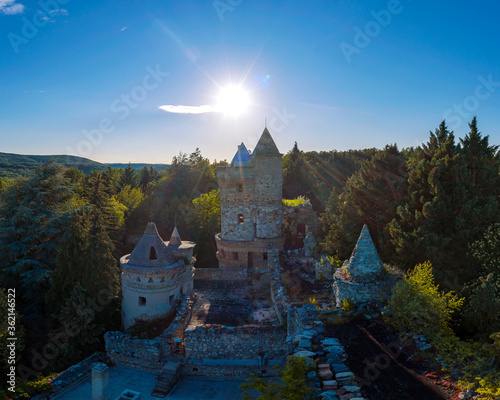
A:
[318,369,333,380]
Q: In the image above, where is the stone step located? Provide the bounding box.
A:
[151,363,181,398]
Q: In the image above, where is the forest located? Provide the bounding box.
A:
[0,117,499,398]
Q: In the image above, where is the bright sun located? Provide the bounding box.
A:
[216,86,250,115]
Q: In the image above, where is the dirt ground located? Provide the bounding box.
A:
[325,319,459,400]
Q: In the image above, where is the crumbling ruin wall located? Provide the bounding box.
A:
[104,332,161,371]
[194,268,247,280]
[184,324,287,360]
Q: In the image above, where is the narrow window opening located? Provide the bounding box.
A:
[236,183,243,192]
[169,294,175,304]
[139,296,146,306]
[263,252,268,261]
[238,214,244,224]
[232,252,239,261]
[150,246,157,260]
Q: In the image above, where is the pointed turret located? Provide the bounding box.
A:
[230,142,252,167]
[345,224,384,279]
[127,222,175,266]
[252,127,280,156]
[169,226,182,246]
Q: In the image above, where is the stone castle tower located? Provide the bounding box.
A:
[120,222,195,329]
[215,128,285,273]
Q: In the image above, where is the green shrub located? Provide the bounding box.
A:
[384,261,463,336]
[341,298,354,312]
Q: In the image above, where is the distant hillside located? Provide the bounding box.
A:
[0,152,172,179]
[0,152,108,178]
[105,163,170,172]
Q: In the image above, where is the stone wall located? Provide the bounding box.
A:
[104,332,161,371]
[181,363,282,378]
[194,267,247,281]
[333,272,396,308]
[269,247,290,325]
[184,324,287,360]
[253,154,283,239]
[158,294,195,357]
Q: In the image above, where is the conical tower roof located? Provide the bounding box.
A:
[252,127,280,156]
[168,226,182,246]
[230,142,252,167]
[345,224,384,279]
[127,222,176,267]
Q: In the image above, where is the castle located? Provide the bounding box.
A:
[215,127,286,275]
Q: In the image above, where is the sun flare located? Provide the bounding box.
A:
[216,86,250,115]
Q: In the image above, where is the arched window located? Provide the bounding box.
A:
[150,246,157,260]
[238,214,244,224]
[139,296,146,306]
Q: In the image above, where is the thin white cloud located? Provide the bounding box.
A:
[159,104,220,114]
[0,0,24,15]
[121,26,128,31]
[48,8,68,16]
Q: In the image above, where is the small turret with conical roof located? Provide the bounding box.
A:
[344,224,384,279]
[168,226,182,246]
[120,222,195,329]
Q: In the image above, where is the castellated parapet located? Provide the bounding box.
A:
[216,128,285,273]
[120,222,195,329]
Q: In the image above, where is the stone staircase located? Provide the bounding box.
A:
[151,360,182,398]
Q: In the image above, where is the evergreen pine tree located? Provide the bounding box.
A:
[86,175,119,299]
[47,207,90,315]
[321,144,408,260]
[119,163,137,189]
[389,121,486,284]
[139,166,152,191]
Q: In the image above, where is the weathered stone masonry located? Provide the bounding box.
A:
[216,128,285,273]
[184,324,287,360]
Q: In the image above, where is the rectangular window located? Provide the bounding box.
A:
[237,183,243,192]
[139,296,146,306]
[263,252,268,261]
[232,252,239,261]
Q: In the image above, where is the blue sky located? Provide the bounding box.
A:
[1,0,499,163]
